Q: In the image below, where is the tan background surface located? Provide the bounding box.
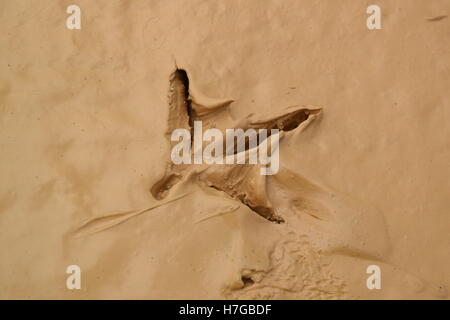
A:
[0,0,449,299]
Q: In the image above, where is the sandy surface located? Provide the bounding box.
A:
[0,0,449,299]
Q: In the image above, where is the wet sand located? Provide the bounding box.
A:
[0,0,449,299]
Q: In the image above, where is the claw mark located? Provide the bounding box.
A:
[426,15,447,22]
[247,107,320,132]
[167,70,192,136]
[151,69,321,222]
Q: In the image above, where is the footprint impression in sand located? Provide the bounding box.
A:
[74,69,390,266]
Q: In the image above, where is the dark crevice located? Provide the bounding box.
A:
[228,108,319,155]
[208,184,284,224]
[174,69,195,140]
[241,275,255,288]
